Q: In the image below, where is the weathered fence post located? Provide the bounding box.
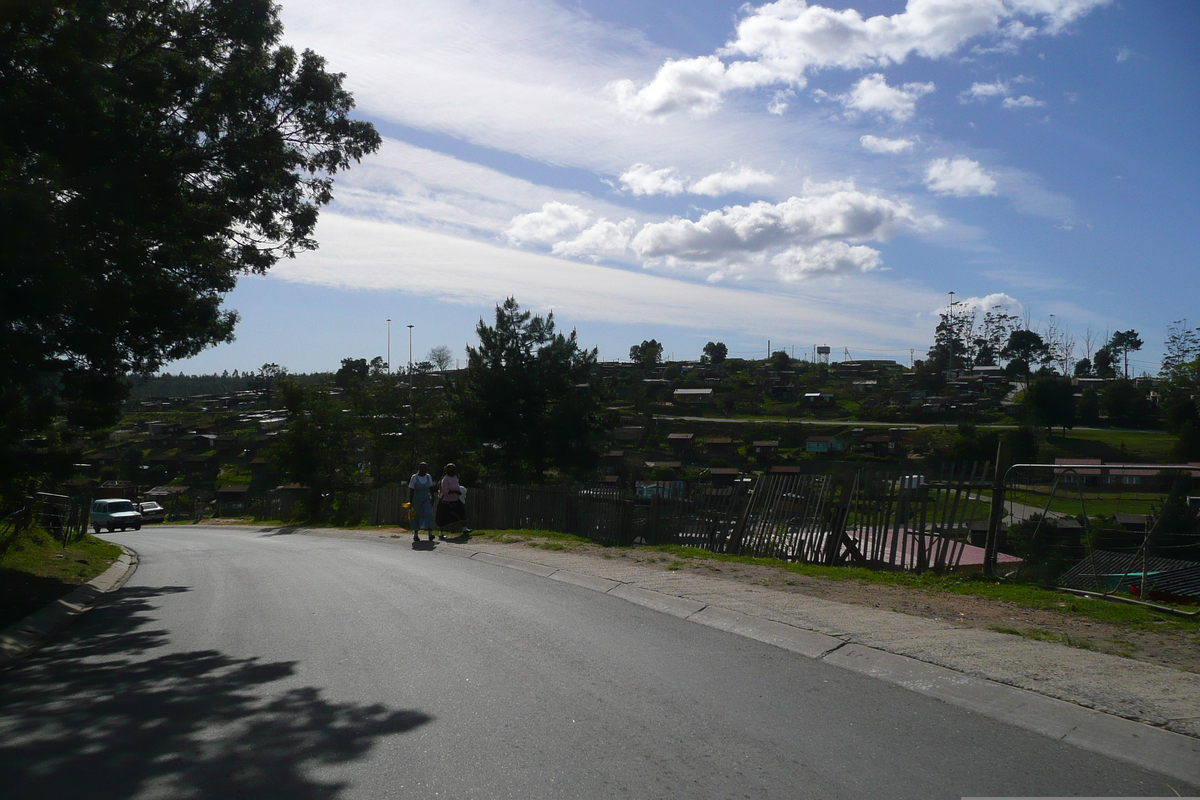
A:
[983,437,1009,577]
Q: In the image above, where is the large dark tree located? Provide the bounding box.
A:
[1107,330,1143,379]
[455,298,600,482]
[1022,377,1076,436]
[0,0,380,500]
[702,341,727,365]
[1100,379,1148,427]
[1001,329,1050,380]
[629,339,663,369]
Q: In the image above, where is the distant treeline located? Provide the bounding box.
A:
[128,371,328,399]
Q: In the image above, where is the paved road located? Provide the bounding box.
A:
[0,526,1188,799]
[657,414,1165,434]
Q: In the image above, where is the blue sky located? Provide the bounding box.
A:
[169,0,1198,376]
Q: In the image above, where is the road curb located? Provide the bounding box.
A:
[436,541,1200,786]
[823,643,1200,786]
[0,545,138,670]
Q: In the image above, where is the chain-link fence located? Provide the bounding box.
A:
[1001,463,1200,607]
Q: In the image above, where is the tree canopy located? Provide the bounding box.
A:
[1022,377,1075,436]
[1107,330,1143,379]
[0,0,380,500]
[1001,329,1049,379]
[455,298,600,481]
[629,339,663,369]
[702,341,727,364]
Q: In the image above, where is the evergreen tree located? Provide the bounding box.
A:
[455,298,600,481]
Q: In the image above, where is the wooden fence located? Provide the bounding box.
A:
[468,461,991,573]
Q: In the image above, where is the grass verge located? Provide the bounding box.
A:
[0,528,122,631]
[469,529,1197,633]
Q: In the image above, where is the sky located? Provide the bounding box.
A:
[168,0,1199,376]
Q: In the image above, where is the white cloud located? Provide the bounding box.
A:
[689,166,777,196]
[939,292,1023,315]
[924,157,998,197]
[276,212,945,347]
[619,163,687,196]
[552,218,637,258]
[838,74,935,122]
[959,75,1036,103]
[328,136,664,248]
[1116,45,1132,62]
[505,201,591,244]
[1002,94,1046,108]
[961,79,1011,101]
[860,135,915,154]
[767,89,794,115]
[614,0,1108,117]
[616,163,777,197]
[773,241,883,280]
[631,182,921,270]
[608,55,731,118]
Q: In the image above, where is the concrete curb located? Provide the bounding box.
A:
[0,546,138,670]
[444,543,1200,787]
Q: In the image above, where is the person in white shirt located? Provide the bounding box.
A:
[408,462,435,543]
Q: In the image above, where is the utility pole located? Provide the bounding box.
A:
[386,319,391,373]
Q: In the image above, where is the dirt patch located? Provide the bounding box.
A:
[530,541,1200,674]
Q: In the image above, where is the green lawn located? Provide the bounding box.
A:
[1037,428,1179,464]
[0,527,122,631]
[1002,486,1166,517]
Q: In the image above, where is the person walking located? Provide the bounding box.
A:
[436,463,467,538]
[408,461,435,543]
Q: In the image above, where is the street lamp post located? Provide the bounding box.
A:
[407,324,415,473]
[407,324,414,375]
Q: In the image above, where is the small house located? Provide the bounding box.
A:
[751,440,780,458]
[216,484,251,516]
[704,437,734,455]
[805,436,848,454]
[666,433,695,453]
[707,467,738,486]
[611,426,645,444]
[672,388,713,405]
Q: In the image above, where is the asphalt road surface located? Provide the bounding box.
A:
[0,525,1190,799]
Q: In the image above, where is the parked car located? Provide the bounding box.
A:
[90,498,142,533]
[136,501,167,523]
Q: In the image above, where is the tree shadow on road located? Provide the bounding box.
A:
[0,586,431,799]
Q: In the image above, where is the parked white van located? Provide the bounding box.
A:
[90,498,142,533]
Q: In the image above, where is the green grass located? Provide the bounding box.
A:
[0,527,122,630]
[1038,428,1179,464]
[470,528,592,547]
[989,626,1107,653]
[1001,485,1166,516]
